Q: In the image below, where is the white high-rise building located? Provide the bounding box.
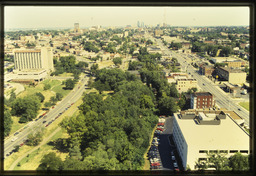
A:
[13,47,54,72]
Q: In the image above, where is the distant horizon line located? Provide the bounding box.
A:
[5,25,249,32]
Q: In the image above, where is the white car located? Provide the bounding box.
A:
[11,137,18,142]
[173,162,178,168]
[172,156,176,160]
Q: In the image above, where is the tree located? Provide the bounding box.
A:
[90,64,99,76]
[158,96,178,116]
[37,152,63,171]
[229,152,249,171]
[35,92,45,103]
[87,76,94,88]
[64,79,75,90]
[55,93,63,101]
[11,96,41,123]
[92,80,111,94]
[6,89,16,106]
[44,101,52,108]
[4,107,13,137]
[77,61,88,69]
[13,145,20,152]
[113,57,123,66]
[207,152,231,171]
[44,83,51,90]
[50,96,57,105]
[26,131,43,146]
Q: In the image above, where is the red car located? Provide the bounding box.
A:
[158,123,164,126]
[151,162,160,166]
[157,128,164,131]
[45,124,49,127]
[52,106,55,109]
[20,143,24,147]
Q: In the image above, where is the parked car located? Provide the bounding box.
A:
[14,132,19,136]
[172,156,176,160]
[173,162,179,171]
[42,121,46,124]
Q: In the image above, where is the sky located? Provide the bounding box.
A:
[4,6,250,29]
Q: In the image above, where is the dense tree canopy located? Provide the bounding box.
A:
[11,95,41,123]
[4,107,13,137]
[58,75,158,170]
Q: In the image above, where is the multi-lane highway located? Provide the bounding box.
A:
[4,74,90,158]
[152,36,250,126]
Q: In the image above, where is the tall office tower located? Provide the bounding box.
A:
[137,21,140,28]
[74,23,80,32]
[141,22,144,28]
[13,47,54,72]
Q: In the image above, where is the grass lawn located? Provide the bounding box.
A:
[9,94,86,170]
[239,102,250,111]
[13,128,69,170]
[4,144,34,170]
[56,72,74,77]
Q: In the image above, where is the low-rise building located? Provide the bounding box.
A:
[172,110,249,170]
[190,92,214,109]
[199,65,214,76]
[176,78,197,93]
[215,67,247,85]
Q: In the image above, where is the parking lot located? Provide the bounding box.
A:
[147,116,183,171]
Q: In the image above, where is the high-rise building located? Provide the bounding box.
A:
[13,47,54,72]
[137,21,140,28]
[74,23,80,33]
[141,22,144,28]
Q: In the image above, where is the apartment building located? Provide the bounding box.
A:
[172,110,249,170]
[190,92,214,109]
[176,78,197,93]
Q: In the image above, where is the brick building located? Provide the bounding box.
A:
[190,92,214,109]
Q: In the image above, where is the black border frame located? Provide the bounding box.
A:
[0,0,255,175]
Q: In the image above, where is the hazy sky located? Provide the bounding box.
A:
[5,6,250,29]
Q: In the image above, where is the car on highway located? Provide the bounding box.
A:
[172,155,176,160]
[203,83,205,86]
[238,108,241,111]
[11,137,18,142]
[14,132,19,136]
[173,162,179,171]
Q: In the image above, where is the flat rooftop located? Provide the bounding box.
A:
[173,111,249,150]
[192,92,212,97]
[219,67,245,73]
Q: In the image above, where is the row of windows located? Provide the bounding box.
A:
[199,150,248,154]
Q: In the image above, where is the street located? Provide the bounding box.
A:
[153,37,250,126]
[4,73,90,158]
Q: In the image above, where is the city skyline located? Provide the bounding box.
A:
[5,6,249,30]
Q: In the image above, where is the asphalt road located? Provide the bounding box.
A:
[4,74,90,158]
[153,36,250,126]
